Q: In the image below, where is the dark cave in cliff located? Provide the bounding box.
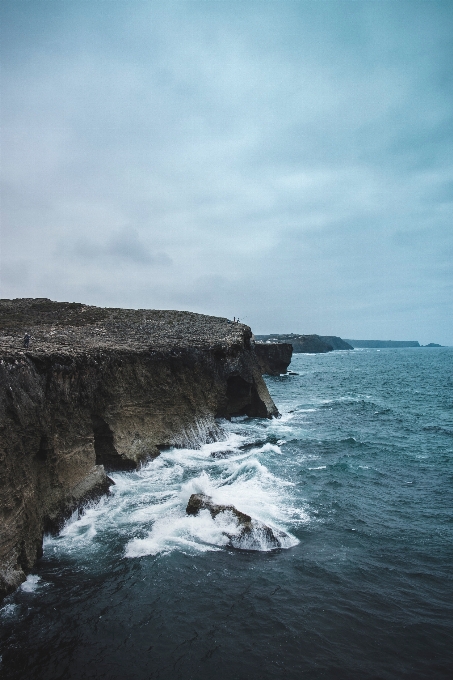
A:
[226,375,252,417]
[91,415,135,471]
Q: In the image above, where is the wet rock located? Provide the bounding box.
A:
[186,493,289,550]
[210,450,235,459]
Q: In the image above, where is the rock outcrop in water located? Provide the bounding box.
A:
[186,493,289,550]
[254,341,293,375]
[0,298,278,600]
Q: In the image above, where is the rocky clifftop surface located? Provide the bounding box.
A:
[0,299,278,599]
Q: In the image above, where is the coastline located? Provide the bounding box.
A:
[0,299,278,599]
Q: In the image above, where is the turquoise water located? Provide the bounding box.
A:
[1,347,452,679]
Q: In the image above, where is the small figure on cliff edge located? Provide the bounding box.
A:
[23,333,30,349]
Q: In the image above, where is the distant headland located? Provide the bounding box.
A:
[254,334,353,353]
[345,339,420,348]
[345,340,444,348]
[256,335,444,352]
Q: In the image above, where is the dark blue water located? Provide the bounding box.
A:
[1,348,452,679]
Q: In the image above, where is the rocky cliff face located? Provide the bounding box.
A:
[254,342,293,375]
[0,299,278,600]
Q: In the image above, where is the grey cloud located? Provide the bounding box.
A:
[0,0,452,344]
[67,230,172,266]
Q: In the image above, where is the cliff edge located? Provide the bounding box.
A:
[0,299,278,599]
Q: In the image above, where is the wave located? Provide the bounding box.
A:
[44,430,301,561]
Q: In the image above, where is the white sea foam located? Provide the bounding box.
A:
[0,603,18,619]
[44,427,301,560]
[20,574,42,592]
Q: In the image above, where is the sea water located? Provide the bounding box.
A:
[1,347,452,679]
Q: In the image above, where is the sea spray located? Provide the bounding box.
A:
[43,427,301,562]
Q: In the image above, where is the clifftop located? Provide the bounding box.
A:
[0,298,247,355]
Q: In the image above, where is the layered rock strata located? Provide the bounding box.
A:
[0,299,278,599]
[254,341,293,375]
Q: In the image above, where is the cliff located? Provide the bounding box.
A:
[0,299,278,600]
[254,342,293,375]
[345,340,420,348]
[255,334,333,353]
[319,336,353,351]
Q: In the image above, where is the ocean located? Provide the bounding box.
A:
[1,347,452,679]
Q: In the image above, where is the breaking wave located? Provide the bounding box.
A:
[44,423,301,561]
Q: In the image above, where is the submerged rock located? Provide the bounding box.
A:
[186,493,289,550]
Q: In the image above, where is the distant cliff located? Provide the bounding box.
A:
[0,299,278,600]
[254,342,293,375]
[319,336,353,350]
[255,334,352,353]
[345,340,420,348]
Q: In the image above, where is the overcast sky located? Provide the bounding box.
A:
[1,0,452,343]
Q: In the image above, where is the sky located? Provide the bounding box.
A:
[0,0,452,344]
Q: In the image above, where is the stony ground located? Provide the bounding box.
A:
[0,298,247,356]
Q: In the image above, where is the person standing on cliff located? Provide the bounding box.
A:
[23,333,30,348]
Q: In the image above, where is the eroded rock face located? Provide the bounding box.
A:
[186,493,290,550]
[254,342,293,375]
[0,299,278,599]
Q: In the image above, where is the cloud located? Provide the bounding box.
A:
[67,229,172,266]
[0,0,452,343]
